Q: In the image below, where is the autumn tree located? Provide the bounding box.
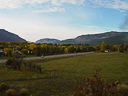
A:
[119,44,126,52]
[100,41,105,52]
[111,45,118,51]
[64,48,68,53]
[4,48,13,57]
[68,45,75,53]
[29,43,36,51]
[59,46,65,53]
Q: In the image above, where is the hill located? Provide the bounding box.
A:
[35,38,60,44]
[59,31,128,45]
[0,29,26,42]
[36,31,128,45]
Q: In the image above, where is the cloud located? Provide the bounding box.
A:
[51,0,61,6]
[0,0,84,9]
[88,0,128,10]
[33,7,65,13]
[59,0,84,5]
[1,0,128,12]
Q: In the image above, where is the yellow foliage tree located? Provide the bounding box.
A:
[100,41,105,52]
[64,48,68,53]
[113,45,119,51]
[29,43,36,50]
[41,44,45,48]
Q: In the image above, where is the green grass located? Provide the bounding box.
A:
[0,52,128,96]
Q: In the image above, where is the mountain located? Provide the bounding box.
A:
[36,31,128,45]
[59,31,128,45]
[35,38,60,44]
[0,29,26,42]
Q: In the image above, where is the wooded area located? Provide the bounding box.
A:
[0,41,127,57]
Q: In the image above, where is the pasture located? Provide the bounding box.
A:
[0,52,128,95]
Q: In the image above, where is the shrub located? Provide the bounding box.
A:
[74,67,118,96]
[5,54,24,70]
[32,63,36,70]
[119,47,124,53]
[5,58,18,70]
[36,64,42,73]
[0,83,10,92]
[117,84,128,96]
[23,62,27,67]
[5,89,16,96]
[5,58,14,66]
[27,61,33,69]
[20,88,29,96]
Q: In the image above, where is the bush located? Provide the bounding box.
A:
[0,83,10,92]
[23,62,27,67]
[119,47,124,53]
[20,88,29,96]
[74,67,118,96]
[5,58,14,66]
[27,61,33,69]
[117,84,128,96]
[36,64,42,73]
[5,89,16,96]
[5,58,18,70]
[32,63,36,70]
[5,54,24,70]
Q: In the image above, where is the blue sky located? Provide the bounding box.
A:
[0,0,128,42]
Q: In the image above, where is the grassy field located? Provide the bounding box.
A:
[0,52,128,95]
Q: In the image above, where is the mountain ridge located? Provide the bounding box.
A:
[0,29,128,45]
[0,29,26,42]
[35,31,128,45]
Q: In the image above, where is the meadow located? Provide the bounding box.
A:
[0,52,128,96]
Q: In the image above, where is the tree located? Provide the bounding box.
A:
[4,48,13,57]
[59,46,65,54]
[111,45,118,51]
[95,45,100,51]
[21,49,28,55]
[5,53,24,70]
[34,45,42,56]
[100,41,105,52]
[64,48,68,53]
[68,45,75,53]
[122,44,127,51]
[29,43,36,51]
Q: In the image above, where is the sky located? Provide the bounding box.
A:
[0,0,128,42]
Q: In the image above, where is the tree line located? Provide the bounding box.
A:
[0,41,127,57]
